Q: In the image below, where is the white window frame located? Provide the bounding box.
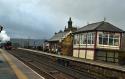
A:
[86,32,95,45]
[98,32,120,46]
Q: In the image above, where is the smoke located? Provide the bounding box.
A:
[0,30,10,43]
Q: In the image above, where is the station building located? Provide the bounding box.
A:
[73,21,125,63]
[48,18,77,56]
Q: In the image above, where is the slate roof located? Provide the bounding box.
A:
[48,31,70,42]
[74,21,124,33]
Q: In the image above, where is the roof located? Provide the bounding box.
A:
[48,31,71,42]
[74,21,124,33]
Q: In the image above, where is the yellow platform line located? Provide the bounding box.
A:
[1,49,28,79]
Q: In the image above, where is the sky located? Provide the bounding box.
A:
[0,0,125,39]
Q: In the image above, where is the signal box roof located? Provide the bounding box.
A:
[74,21,124,33]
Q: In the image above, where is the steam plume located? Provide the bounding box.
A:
[0,30,10,43]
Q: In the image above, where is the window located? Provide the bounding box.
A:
[87,33,91,44]
[107,52,114,57]
[96,51,106,57]
[112,34,120,46]
[77,35,80,44]
[83,33,87,44]
[98,32,120,46]
[92,33,95,44]
[80,34,84,44]
[74,34,79,44]
[86,32,95,44]
[103,33,108,45]
[74,32,95,45]
[109,34,114,45]
[115,52,118,58]
[99,33,103,44]
[99,32,108,45]
[96,51,119,63]
[96,57,106,61]
[107,58,114,62]
[114,38,119,46]
[74,35,77,44]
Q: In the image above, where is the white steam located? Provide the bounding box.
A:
[0,30,10,43]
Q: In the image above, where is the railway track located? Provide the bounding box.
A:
[8,50,56,79]
[7,49,95,79]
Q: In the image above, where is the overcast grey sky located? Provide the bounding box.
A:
[0,0,125,39]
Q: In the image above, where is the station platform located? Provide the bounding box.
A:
[0,49,44,79]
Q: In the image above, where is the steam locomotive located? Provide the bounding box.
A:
[4,41,12,50]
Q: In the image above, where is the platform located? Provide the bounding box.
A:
[18,48,125,72]
[0,49,44,79]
